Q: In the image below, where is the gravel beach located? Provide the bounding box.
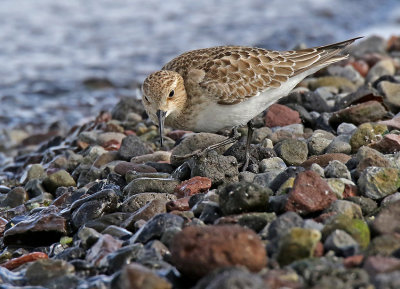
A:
[0,35,400,288]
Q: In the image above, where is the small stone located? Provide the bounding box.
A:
[322,214,370,249]
[307,130,334,155]
[372,200,400,235]
[337,122,357,135]
[363,256,400,276]
[370,134,400,154]
[310,163,325,177]
[274,139,308,166]
[102,225,132,239]
[43,170,76,194]
[325,138,352,154]
[347,196,377,216]
[367,234,400,257]
[325,200,363,219]
[252,127,272,144]
[131,151,171,164]
[324,160,351,179]
[26,164,46,182]
[166,197,190,212]
[358,167,400,200]
[114,161,157,176]
[356,146,391,173]
[265,211,304,242]
[215,212,276,233]
[86,234,122,266]
[350,122,388,152]
[366,59,396,83]
[97,132,126,147]
[188,151,239,186]
[118,135,153,160]
[301,153,351,169]
[1,252,48,270]
[25,259,75,286]
[1,187,29,208]
[119,262,172,289]
[258,157,286,173]
[350,36,386,57]
[122,199,167,231]
[123,178,180,196]
[265,104,301,127]
[174,176,212,198]
[309,76,356,92]
[120,192,177,213]
[277,227,321,266]
[379,115,400,130]
[324,229,359,257]
[285,170,337,215]
[219,181,271,215]
[130,213,184,244]
[170,225,266,279]
[171,133,231,166]
[330,101,388,129]
[378,81,400,111]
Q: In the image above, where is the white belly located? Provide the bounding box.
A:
[192,69,318,132]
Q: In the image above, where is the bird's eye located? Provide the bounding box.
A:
[144,95,149,102]
[168,90,175,98]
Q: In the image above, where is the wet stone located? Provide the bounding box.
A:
[105,243,145,274]
[219,181,271,215]
[1,187,29,208]
[118,262,172,289]
[123,177,180,196]
[42,169,76,194]
[86,234,123,266]
[170,225,267,279]
[84,212,132,233]
[25,259,75,287]
[118,135,153,160]
[122,199,167,231]
[120,192,177,213]
[130,213,184,244]
[102,225,132,240]
[114,161,157,176]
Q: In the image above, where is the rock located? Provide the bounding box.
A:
[219,181,271,215]
[130,213,184,244]
[285,170,337,215]
[97,132,126,147]
[330,101,388,129]
[114,161,157,176]
[70,189,119,228]
[379,115,400,130]
[322,214,370,249]
[118,262,172,289]
[102,225,132,240]
[265,104,301,127]
[111,97,145,121]
[259,157,286,173]
[374,271,400,289]
[370,134,400,154]
[194,267,266,289]
[358,167,400,200]
[25,259,75,287]
[1,252,48,270]
[170,133,231,166]
[118,135,153,160]
[363,256,400,276]
[350,36,386,57]
[274,139,308,166]
[131,151,171,164]
[166,197,190,212]
[309,76,357,92]
[123,178,180,196]
[122,199,167,231]
[325,200,363,219]
[277,227,321,266]
[174,176,212,198]
[366,59,396,83]
[266,211,304,241]
[378,81,400,111]
[356,146,391,173]
[170,225,266,279]
[125,172,171,183]
[252,127,273,143]
[337,122,357,135]
[78,227,102,249]
[328,65,364,86]
[367,234,400,257]
[3,207,67,246]
[301,153,351,169]
[26,164,46,182]
[349,122,388,152]
[120,192,177,213]
[1,187,29,208]
[347,196,377,216]
[324,229,359,257]
[224,142,276,169]
[325,138,352,154]
[84,212,131,233]
[188,151,239,186]
[307,130,335,156]
[215,212,276,233]
[86,234,123,266]
[324,160,351,179]
[372,200,400,235]
[42,170,76,194]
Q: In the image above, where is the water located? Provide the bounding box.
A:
[0,0,399,134]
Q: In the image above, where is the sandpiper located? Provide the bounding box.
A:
[142,37,361,170]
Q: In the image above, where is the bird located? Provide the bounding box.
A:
[142,37,361,170]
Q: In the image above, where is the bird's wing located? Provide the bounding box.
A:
[163,38,361,105]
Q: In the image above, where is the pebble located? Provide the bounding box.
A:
[130,151,171,163]
[118,135,153,160]
[307,129,334,155]
[265,103,301,127]
[42,169,76,194]
[118,262,172,289]
[370,133,400,154]
[366,59,395,83]
[120,192,177,213]
[25,259,75,287]
[358,167,400,200]
[324,229,359,257]
[274,139,308,166]
[219,181,271,215]
[174,176,212,197]
[170,225,266,279]
[123,177,180,196]
[324,160,351,179]
[372,200,400,235]
[1,187,29,208]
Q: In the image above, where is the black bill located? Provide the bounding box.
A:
[156,109,167,147]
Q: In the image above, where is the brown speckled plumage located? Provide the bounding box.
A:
[142,37,361,133]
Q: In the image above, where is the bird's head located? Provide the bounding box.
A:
[142,70,187,146]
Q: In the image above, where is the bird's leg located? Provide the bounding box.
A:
[242,120,254,172]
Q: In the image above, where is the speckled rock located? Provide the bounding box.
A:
[307,130,334,155]
[301,153,351,169]
[118,135,153,160]
[277,227,321,266]
[325,200,363,219]
[274,139,308,166]
[170,225,267,279]
[358,167,400,199]
[1,187,29,208]
[174,176,212,197]
[123,178,180,196]
[285,170,337,215]
[114,161,157,176]
[265,104,301,127]
[370,133,400,154]
[188,151,239,186]
[324,229,359,257]
[122,199,167,231]
[324,138,352,154]
[219,181,271,215]
[356,146,391,173]
[120,192,177,213]
[349,122,388,152]
[324,160,351,179]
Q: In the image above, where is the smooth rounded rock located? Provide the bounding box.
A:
[118,135,153,160]
[123,178,180,196]
[274,139,308,166]
[43,170,76,194]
